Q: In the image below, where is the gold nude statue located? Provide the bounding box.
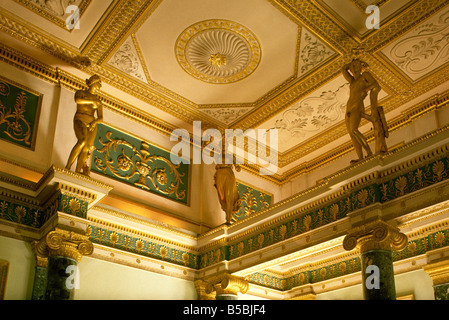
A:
[362,84,389,155]
[342,59,387,164]
[66,75,103,176]
[212,143,242,225]
[214,163,241,225]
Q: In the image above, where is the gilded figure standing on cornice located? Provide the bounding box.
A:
[66,75,103,176]
[342,59,386,163]
[362,87,389,155]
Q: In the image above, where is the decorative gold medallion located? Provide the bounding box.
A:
[175,20,261,84]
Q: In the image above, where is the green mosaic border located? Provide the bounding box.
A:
[0,197,43,228]
[0,191,88,229]
[87,225,199,269]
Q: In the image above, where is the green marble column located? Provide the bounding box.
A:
[45,256,78,300]
[31,265,48,300]
[433,283,449,300]
[343,220,408,301]
[361,249,396,300]
[33,228,94,300]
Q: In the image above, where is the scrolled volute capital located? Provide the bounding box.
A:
[34,229,94,263]
[343,220,407,253]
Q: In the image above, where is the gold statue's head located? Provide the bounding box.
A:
[86,75,101,91]
[349,59,369,75]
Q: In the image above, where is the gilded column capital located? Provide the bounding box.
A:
[32,238,49,268]
[34,228,94,263]
[205,273,249,297]
[343,220,408,253]
[194,280,215,300]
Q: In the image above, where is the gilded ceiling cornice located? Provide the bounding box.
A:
[273,0,358,52]
[0,7,329,132]
[0,9,83,64]
[12,0,92,30]
[89,63,216,129]
[82,0,156,64]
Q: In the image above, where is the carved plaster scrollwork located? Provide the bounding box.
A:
[383,9,449,80]
[108,36,148,83]
[199,107,254,125]
[299,29,335,75]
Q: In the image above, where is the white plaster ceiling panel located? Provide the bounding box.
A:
[381,8,449,81]
[316,0,418,36]
[258,75,388,154]
[132,0,300,105]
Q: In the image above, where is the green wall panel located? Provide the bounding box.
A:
[0,76,42,149]
[91,123,189,204]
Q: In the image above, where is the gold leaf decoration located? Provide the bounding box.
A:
[93,128,187,203]
[395,176,407,196]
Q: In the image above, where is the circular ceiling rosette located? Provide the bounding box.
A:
[175,20,262,84]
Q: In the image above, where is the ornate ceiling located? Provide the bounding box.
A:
[1,0,449,182]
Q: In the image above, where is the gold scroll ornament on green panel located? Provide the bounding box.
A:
[0,76,42,149]
[232,182,272,222]
[91,123,189,204]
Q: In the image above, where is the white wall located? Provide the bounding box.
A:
[76,256,197,300]
[0,236,35,300]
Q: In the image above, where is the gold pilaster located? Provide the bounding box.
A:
[343,220,408,253]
